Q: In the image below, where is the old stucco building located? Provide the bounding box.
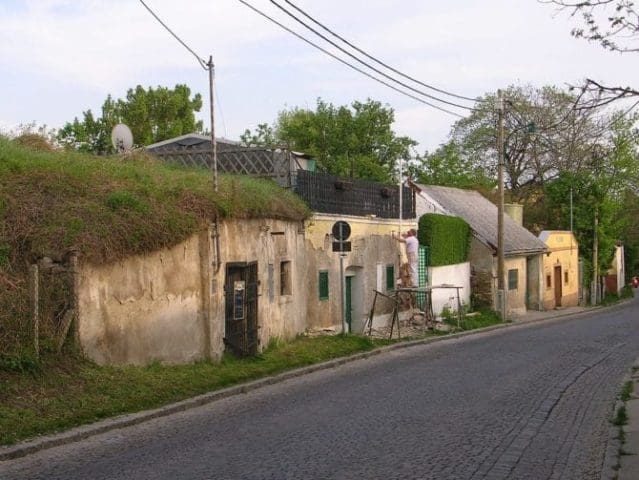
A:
[538,231,580,309]
[411,183,547,317]
[76,168,416,365]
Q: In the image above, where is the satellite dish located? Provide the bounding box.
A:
[111,124,133,153]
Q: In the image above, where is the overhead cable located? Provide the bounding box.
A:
[139,0,208,70]
[282,0,478,104]
[237,0,464,118]
[270,0,474,111]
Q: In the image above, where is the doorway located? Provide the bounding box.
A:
[554,265,563,308]
[224,262,259,356]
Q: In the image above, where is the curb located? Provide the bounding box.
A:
[0,305,606,461]
[605,357,639,480]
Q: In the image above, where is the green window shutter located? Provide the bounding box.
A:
[386,264,395,291]
[318,270,329,300]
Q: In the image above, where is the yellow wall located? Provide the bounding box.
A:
[504,256,527,316]
[541,231,579,309]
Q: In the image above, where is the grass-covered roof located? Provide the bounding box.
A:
[0,137,310,266]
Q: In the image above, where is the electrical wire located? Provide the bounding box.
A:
[282,0,478,104]
[138,0,208,70]
[237,0,464,118]
[215,85,228,137]
[270,0,475,111]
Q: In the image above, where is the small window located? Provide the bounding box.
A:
[508,269,518,291]
[546,275,552,289]
[318,270,329,300]
[280,261,291,295]
[564,271,569,285]
[386,264,395,291]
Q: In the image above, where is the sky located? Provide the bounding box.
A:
[0,0,636,153]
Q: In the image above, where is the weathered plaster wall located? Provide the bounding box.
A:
[213,218,310,349]
[304,213,414,332]
[77,231,209,366]
[77,213,411,365]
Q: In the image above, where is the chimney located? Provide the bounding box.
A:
[504,203,523,226]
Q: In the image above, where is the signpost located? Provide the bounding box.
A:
[332,221,351,333]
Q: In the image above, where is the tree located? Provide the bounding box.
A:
[542,1,639,108]
[58,85,203,154]
[543,113,639,287]
[449,84,600,201]
[407,140,495,193]
[241,98,417,183]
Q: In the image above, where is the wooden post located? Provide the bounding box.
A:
[496,89,506,320]
[30,264,39,359]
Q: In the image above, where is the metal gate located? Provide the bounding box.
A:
[224,262,259,356]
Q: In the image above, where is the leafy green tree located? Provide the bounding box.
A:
[58,85,203,154]
[450,84,600,201]
[544,113,639,284]
[242,98,416,182]
[408,140,495,193]
[240,123,277,147]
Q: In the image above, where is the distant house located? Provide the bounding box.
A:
[146,133,314,187]
[410,183,547,316]
[538,231,580,309]
[605,243,626,296]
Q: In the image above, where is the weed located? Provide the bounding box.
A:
[621,381,634,402]
[613,405,628,426]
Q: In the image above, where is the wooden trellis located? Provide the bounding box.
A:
[150,147,292,186]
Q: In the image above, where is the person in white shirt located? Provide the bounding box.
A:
[392,229,419,287]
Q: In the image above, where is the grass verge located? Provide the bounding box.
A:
[0,335,392,446]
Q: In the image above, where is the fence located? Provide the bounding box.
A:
[148,146,292,187]
[294,170,415,219]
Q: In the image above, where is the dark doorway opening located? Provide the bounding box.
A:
[224,262,259,356]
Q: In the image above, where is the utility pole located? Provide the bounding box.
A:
[592,207,599,305]
[496,90,506,320]
[207,55,218,192]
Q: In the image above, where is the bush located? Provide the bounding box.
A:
[418,213,471,266]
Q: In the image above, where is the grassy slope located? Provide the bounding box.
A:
[0,137,309,266]
[0,335,387,445]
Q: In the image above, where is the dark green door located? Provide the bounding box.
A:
[345,276,353,333]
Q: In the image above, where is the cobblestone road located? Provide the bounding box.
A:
[2,298,638,480]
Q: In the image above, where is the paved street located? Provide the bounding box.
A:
[2,297,638,480]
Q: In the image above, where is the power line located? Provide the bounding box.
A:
[282,0,478,104]
[237,0,464,118]
[215,84,228,137]
[138,0,208,70]
[270,0,475,111]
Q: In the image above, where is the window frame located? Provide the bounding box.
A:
[318,270,329,301]
[280,260,292,296]
[508,269,519,291]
